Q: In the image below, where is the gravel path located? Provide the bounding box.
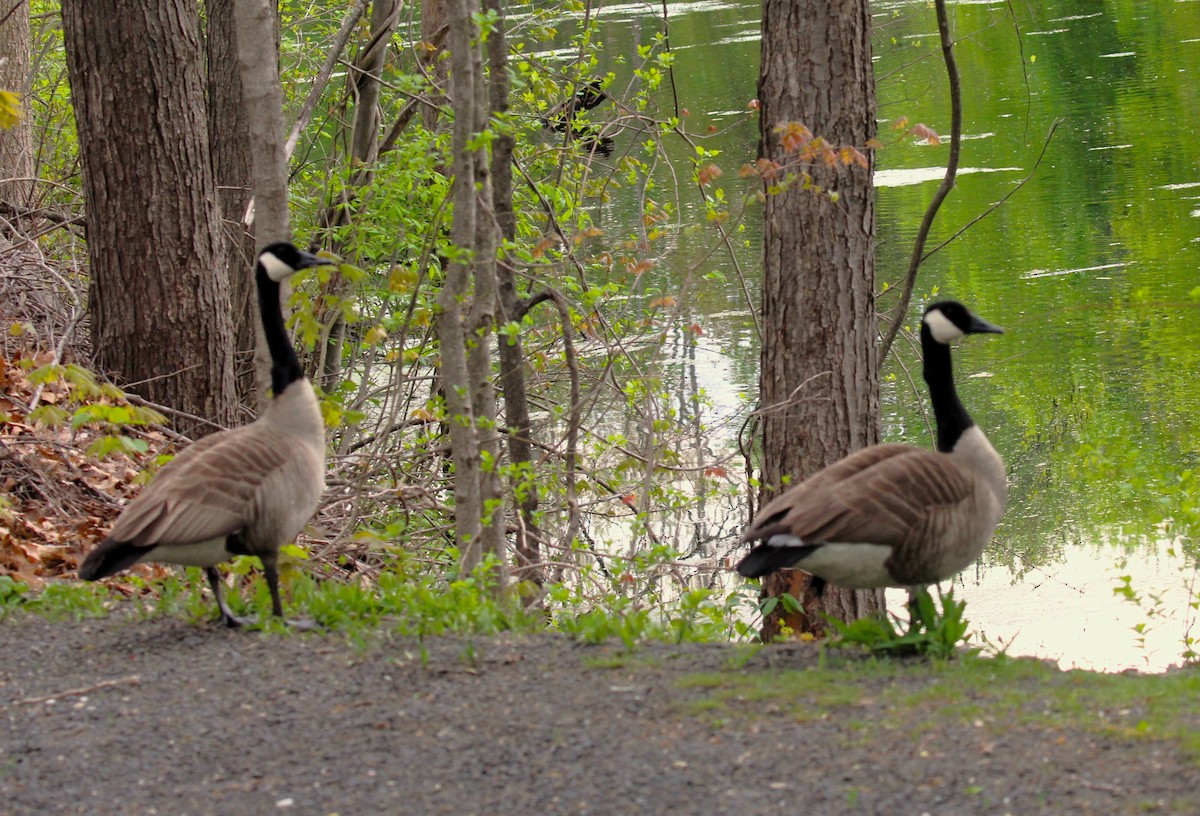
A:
[2,614,1197,815]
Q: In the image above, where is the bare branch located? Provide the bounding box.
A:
[879,0,961,363]
[283,0,370,162]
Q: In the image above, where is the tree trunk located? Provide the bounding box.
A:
[756,0,883,639]
[465,0,505,590]
[438,0,504,589]
[233,0,292,407]
[0,0,32,208]
[62,0,236,434]
[486,0,543,588]
[421,0,449,132]
[206,0,259,407]
[316,0,400,393]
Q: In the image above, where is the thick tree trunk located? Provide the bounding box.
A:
[0,0,32,208]
[756,0,883,639]
[206,0,259,407]
[465,0,504,589]
[62,0,236,434]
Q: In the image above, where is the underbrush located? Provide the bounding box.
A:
[0,558,765,649]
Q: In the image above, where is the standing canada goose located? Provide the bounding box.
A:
[736,301,1006,608]
[79,242,332,627]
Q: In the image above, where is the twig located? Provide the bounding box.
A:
[6,675,142,708]
[879,0,962,364]
[123,393,227,437]
[0,201,86,233]
[522,287,583,554]
[283,0,369,161]
[923,119,1061,260]
[26,308,85,412]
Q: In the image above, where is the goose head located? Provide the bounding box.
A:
[258,242,334,283]
[922,300,1004,345]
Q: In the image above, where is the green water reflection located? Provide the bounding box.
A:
[533,0,1200,667]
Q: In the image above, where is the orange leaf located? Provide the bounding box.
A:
[911,123,940,145]
[648,296,677,310]
[775,121,813,154]
[697,163,722,186]
[839,146,869,169]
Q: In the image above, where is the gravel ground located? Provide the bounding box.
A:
[2,614,1197,815]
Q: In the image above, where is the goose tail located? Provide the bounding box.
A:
[78,539,146,581]
[735,541,816,578]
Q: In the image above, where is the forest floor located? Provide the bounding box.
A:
[3,612,1200,816]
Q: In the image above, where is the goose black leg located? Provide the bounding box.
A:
[262,557,285,619]
[263,556,319,630]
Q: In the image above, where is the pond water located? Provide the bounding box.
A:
[533,0,1200,671]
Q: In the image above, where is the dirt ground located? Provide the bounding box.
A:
[2,612,1198,816]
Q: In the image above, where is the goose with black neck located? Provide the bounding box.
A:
[79,242,333,627]
[736,300,1007,617]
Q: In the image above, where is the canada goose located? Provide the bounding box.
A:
[542,79,614,157]
[79,242,332,627]
[736,301,1006,609]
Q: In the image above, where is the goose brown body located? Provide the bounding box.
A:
[736,301,1007,595]
[78,384,324,578]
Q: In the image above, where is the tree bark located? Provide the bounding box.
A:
[0,0,32,208]
[466,0,504,589]
[756,0,883,639]
[316,0,401,392]
[421,0,449,133]
[206,0,259,407]
[437,0,483,570]
[233,0,292,407]
[438,0,504,589]
[486,0,542,587]
[62,0,236,434]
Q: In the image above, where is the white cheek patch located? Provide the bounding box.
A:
[924,309,964,344]
[259,251,294,282]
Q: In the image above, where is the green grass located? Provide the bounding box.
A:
[0,575,112,621]
[677,653,1200,762]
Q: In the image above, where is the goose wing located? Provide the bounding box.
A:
[107,426,293,548]
[744,445,974,548]
[743,443,914,541]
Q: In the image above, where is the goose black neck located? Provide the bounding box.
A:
[921,325,974,453]
[256,263,303,397]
